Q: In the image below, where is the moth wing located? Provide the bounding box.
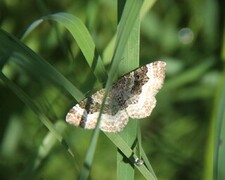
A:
[126,61,166,119]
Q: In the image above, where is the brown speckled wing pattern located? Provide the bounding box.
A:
[66,61,166,132]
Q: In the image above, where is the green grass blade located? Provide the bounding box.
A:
[140,147,157,179]
[105,132,156,180]
[100,0,157,179]
[0,72,71,153]
[21,19,44,39]
[213,76,225,180]
[78,129,100,180]
[102,0,156,68]
[110,0,143,78]
[22,121,70,179]
[140,0,156,19]
[42,13,108,82]
[116,3,141,180]
[117,121,138,180]
[78,0,144,179]
[110,0,144,178]
[0,55,76,178]
[0,29,84,101]
[115,0,158,179]
[0,29,77,163]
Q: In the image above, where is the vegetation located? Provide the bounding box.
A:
[0,0,224,179]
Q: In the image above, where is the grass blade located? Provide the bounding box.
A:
[213,76,225,180]
[116,1,140,179]
[105,132,157,179]
[78,0,144,179]
[22,12,108,82]
[0,72,71,154]
[0,29,77,164]
[0,29,84,101]
[42,13,108,82]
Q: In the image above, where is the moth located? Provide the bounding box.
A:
[66,61,166,132]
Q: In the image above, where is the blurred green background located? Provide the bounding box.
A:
[0,0,224,179]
